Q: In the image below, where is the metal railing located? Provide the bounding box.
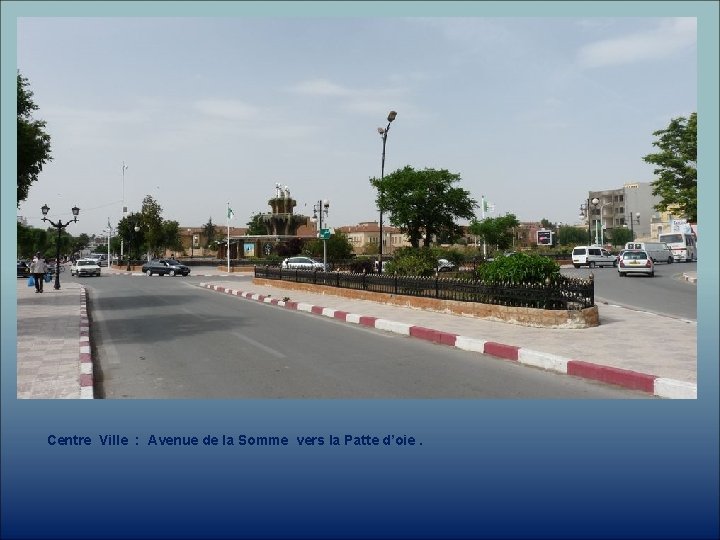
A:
[254,267,594,310]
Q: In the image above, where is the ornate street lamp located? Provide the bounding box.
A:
[41,204,80,290]
[310,199,330,270]
[377,110,397,274]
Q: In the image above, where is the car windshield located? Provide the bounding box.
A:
[623,252,648,260]
[78,261,95,266]
[660,234,683,243]
[166,260,181,265]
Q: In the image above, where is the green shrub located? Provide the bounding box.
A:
[476,252,560,284]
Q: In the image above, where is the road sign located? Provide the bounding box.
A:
[319,228,331,240]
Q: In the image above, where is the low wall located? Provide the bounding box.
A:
[217,266,256,273]
[253,278,599,329]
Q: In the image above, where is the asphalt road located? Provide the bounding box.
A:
[82,274,651,399]
[562,261,697,320]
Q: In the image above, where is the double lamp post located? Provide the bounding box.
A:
[310,200,330,270]
[377,110,397,274]
[41,204,79,290]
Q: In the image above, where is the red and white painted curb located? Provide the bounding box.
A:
[199,283,697,399]
[78,286,94,399]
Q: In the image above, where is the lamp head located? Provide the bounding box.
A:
[591,197,599,205]
[71,205,80,220]
[387,111,397,122]
[41,204,50,217]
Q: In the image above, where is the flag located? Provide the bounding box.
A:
[227,206,235,220]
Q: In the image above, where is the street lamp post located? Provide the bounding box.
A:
[187,228,194,259]
[377,110,397,274]
[41,204,80,290]
[591,197,611,246]
[629,211,640,240]
[311,199,330,270]
[127,225,140,271]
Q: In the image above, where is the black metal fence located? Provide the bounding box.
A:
[254,267,594,310]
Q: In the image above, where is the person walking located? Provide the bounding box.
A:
[29,252,48,293]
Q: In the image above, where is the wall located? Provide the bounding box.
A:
[253,278,599,329]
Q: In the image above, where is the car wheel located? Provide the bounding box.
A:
[649,271,655,277]
[668,257,673,264]
[146,270,152,276]
[573,264,580,269]
[589,262,596,268]
[169,270,176,277]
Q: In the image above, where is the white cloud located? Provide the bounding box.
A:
[577,18,696,68]
[194,99,261,120]
[289,79,353,97]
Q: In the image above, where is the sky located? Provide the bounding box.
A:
[15,14,697,237]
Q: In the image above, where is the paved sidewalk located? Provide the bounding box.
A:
[16,277,92,399]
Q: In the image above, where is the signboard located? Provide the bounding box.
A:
[319,228,331,240]
[537,230,553,246]
[243,243,255,257]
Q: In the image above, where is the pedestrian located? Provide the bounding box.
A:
[29,252,48,293]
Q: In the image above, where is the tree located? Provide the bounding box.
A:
[303,232,354,261]
[370,166,477,248]
[162,220,183,254]
[643,113,697,222]
[140,195,164,257]
[556,226,588,247]
[608,227,633,247]
[246,213,266,235]
[117,212,146,260]
[468,214,520,253]
[202,218,217,249]
[17,72,52,206]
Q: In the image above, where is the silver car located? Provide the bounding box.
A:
[617,250,655,277]
[281,256,326,270]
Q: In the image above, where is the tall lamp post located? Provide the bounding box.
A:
[311,199,330,270]
[629,211,640,240]
[187,228,194,259]
[41,204,80,290]
[591,197,611,245]
[377,110,397,274]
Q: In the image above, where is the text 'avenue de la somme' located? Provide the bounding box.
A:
[47,434,422,447]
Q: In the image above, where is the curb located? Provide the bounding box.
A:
[199,282,696,399]
[78,287,94,399]
[682,272,697,284]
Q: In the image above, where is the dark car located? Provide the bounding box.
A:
[17,260,30,278]
[141,259,191,277]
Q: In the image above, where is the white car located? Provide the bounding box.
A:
[281,256,327,270]
[617,250,654,277]
[437,259,456,272]
[70,258,101,277]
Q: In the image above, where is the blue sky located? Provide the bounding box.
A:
[16,14,697,236]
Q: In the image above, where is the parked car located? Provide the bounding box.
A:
[571,246,617,268]
[617,250,655,277]
[281,256,326,271]
[141,259,191,276]
[70,258,101,277]
[437,258,456,272]
[17,260,30,278]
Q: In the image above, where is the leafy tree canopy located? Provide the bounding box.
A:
[246,212,266,235]
[643,113,697,222]
[370,166,477,248]
[467,214,520,253]
[17,72,52,206]
[202,217,217,248]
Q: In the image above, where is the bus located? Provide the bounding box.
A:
[658,232,697,262]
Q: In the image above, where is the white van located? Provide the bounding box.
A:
[624,242,673,264]
[571,246,617,268]
[658,233,697,262]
